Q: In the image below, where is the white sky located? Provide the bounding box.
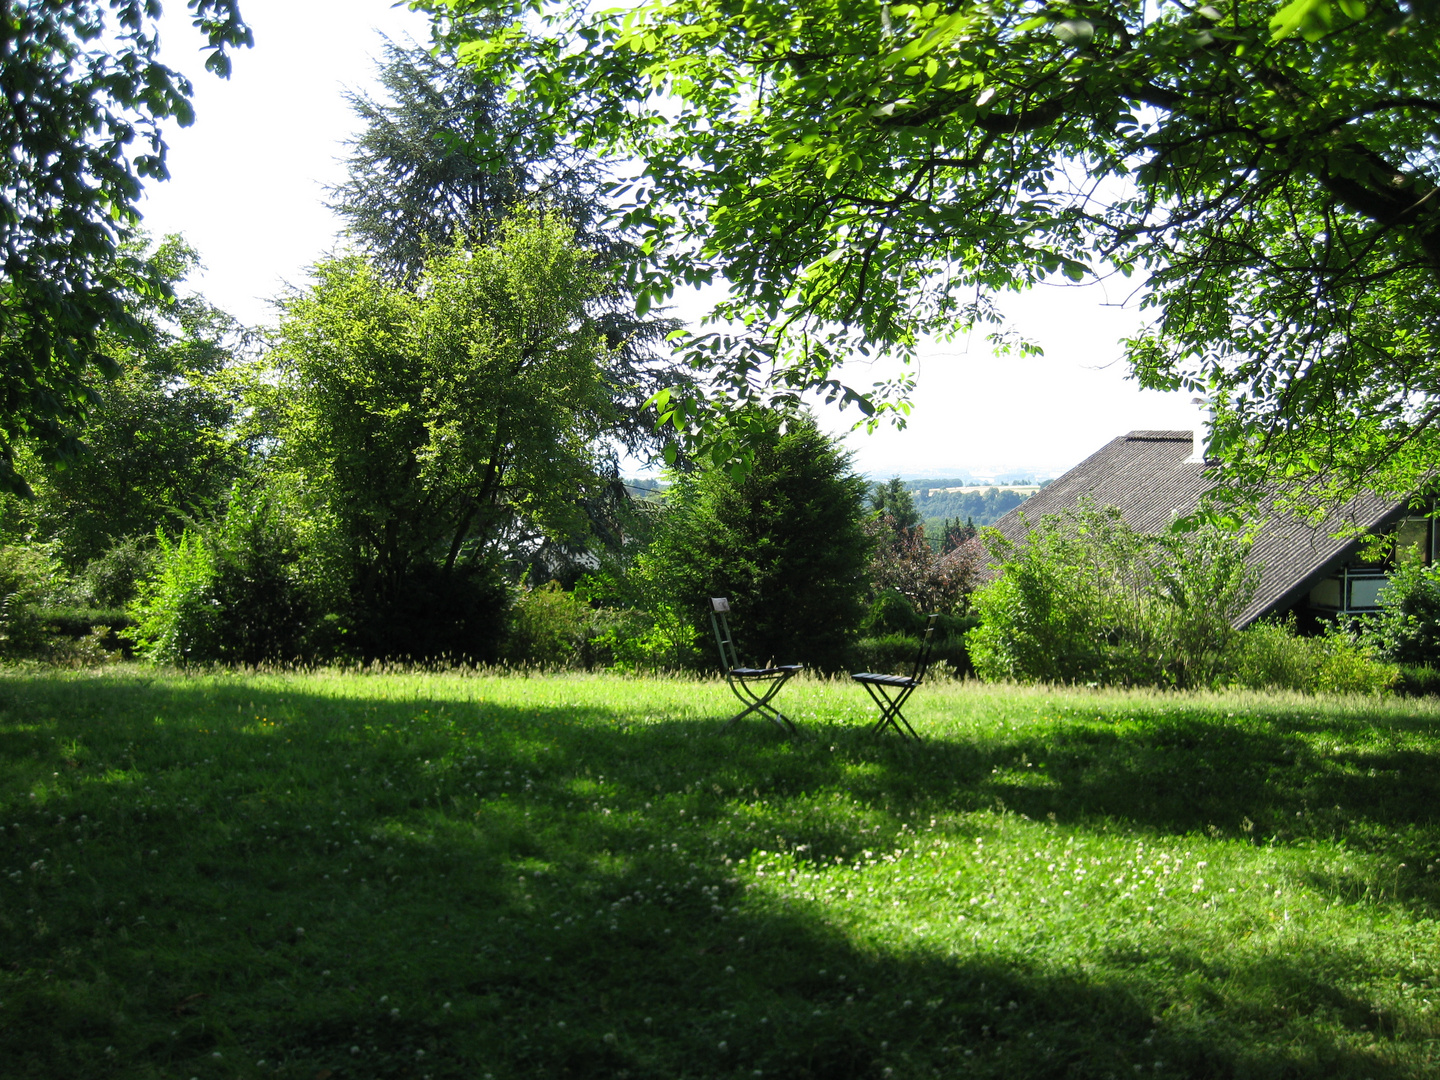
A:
[140,0,1202,481]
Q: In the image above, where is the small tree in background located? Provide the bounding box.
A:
[869,477,921,538]
[864,515,978,620]
[639,413,871,671]
[940,516,978,552]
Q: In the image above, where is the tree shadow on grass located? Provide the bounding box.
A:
[0,673,1436,1079]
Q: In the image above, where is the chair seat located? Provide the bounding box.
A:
[731,665,802,677]
[852,672,918,687]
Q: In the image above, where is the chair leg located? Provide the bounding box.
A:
[722,673,798,735]
[861,682,922,741]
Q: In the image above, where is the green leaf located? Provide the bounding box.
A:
[1270,0,1365,41]
[1052,19,1094,46]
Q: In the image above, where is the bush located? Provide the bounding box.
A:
[861,589,928,637]
[1361,559,1440,667]
[348,561,509,665]
[504,580,596,667]
[966,503,1257,687]
[1395,664,1440,697]
[1229,618,1397,694]
[849,631,973,679]
[75,537,155,609]
[0,543,67,656]
[126,530,225,664]
[128,486,331,665]
[589,602,702,673]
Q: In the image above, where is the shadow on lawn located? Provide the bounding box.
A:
[0,673,1435,1079]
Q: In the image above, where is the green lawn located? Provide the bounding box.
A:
[2,668,1437,1079]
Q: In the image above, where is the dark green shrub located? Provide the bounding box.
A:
[861,589,927,637]
[34,608,130,636]
[76,538,155,609]
[634,413,871,672]
[349,561,509,665]
[0,544,63,655]
[1395,664,1440,697]
[934,612,979,641]
[850,632,972,678]
[128,486,334,665]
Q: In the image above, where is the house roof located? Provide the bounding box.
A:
[984,431,1411,627]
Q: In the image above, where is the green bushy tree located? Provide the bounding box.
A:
[0,0,250,493]
[248,211,618,661]
[18,235,248,568]
[328,39,691,466]
[638,413,871,672]
[426,0,1440,508]
[126,484,329,666]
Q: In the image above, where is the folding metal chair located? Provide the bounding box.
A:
[709,597,802,734]
[851,614,940,741]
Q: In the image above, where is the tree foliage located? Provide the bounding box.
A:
[638,413,872,671]
[254,211,618,659]
[869,477,922,535]
[865,515,979,617]
[329,37,692,462]
[16,235,247,566]
[1362,557,1440,668]
[0,0,250,493]
[328,36,601,284]
[424,0,1440,503]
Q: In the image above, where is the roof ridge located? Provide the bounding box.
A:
[1126,430,1193,441]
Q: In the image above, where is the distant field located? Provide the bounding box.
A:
[2,669,1438,1078]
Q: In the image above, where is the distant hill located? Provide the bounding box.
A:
[901,479,1049,529]
[622,478,665,499]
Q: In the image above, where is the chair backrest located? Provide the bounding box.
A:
[909,614,941,683]
[709,597,741,672]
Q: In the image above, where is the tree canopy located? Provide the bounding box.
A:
[330,37,692,462]
[0,0,251,494]
[328,36,602,285]
[422,0,1440,506]
[14,235,248,566]
[258,211,619,609]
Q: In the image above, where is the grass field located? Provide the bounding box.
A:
[1,667,1437,1079]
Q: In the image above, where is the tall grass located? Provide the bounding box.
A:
[2,669,1437,1078]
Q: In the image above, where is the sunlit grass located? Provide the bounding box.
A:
[2,668,1438,1078]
